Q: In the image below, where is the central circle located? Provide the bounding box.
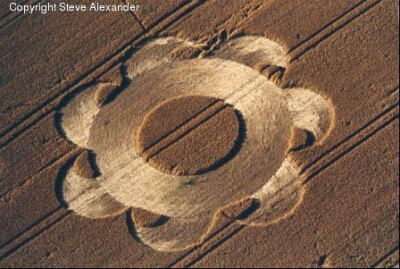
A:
[135,95,241,176]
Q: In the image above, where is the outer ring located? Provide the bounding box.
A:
[87,58,292,218]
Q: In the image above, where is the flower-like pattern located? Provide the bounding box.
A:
[58,36,333,251]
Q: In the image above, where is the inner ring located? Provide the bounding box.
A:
[135,95,241,176]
